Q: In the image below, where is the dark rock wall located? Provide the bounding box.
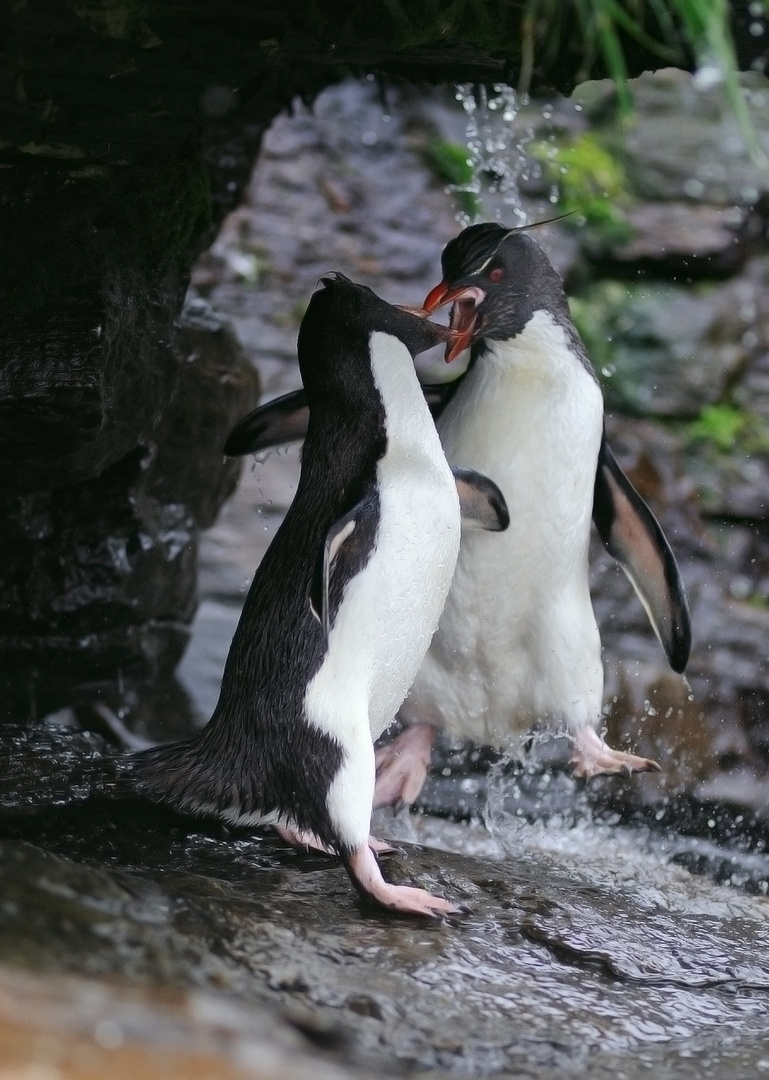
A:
[0,295,259,719]
[0,3,283,715]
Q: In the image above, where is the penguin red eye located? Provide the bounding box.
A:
[489,266,504,283]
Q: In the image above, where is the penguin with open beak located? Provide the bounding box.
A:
[133,274,508,917]
[224,224,690,808]
[377,222,690,797]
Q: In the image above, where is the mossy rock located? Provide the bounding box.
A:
[529,131,634,245]
[570,278,752,417]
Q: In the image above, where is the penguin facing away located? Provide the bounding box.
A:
[225,225,691,808]
[134,274,508,917]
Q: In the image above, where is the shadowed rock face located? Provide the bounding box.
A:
[1,4,282,715]
[0,293,259,721]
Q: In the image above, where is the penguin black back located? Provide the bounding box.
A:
[133,275,449,848]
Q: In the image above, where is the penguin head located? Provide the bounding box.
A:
[424,224,569,361]
[298,274,451,399]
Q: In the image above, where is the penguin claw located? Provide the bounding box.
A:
[373,724,437,810]
[570,727,661,780]
[345,845,463,918]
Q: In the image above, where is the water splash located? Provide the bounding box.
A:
[452,83,535,226]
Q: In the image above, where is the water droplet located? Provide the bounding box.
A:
[452,83,533,224]
[683,178,705,198]
[693,64,724,91]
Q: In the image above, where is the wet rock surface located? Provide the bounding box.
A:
[4,743,769,1080]
[2,767,769,1080]
[0,964,372,1080]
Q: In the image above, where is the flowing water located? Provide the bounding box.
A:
[451,83,534,225]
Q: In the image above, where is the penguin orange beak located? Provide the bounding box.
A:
[423,280,470,311]
[423,281,486,363]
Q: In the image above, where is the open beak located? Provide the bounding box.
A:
[423,281,486,363]
[394,303,454,347]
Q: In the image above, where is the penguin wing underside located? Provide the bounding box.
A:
[223,384,461,456]
[311,493,379,638]
[452,467,510,532]
[224,390,311,455]
[593,435,691,673]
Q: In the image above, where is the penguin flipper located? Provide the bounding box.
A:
[452,467,510,532]
[593,435,691,673]
[312,493,379,637]
[224,390,309,455]
[224,383,460,457]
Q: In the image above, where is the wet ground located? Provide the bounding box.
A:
[1,771,769,1079]
[4,77,769,1076]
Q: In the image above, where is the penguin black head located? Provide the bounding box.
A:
[424,224,570,360]
[298,274,451,398]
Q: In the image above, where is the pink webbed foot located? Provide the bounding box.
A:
[274,825,392,856]
[345,844,463,917]
[374,723,437,810]
[570,726,661,780]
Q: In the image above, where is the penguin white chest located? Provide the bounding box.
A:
[305,331,460,747]
[411,310,605,744]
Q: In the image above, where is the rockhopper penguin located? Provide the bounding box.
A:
[376,222,691,799]
[134,274,508,916]
[226,225,691,808]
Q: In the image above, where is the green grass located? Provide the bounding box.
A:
[529,132,634,242]
[686,403,769,454]
[387,1,769,166]
[422,138,481,218]
[541,0,769,165]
